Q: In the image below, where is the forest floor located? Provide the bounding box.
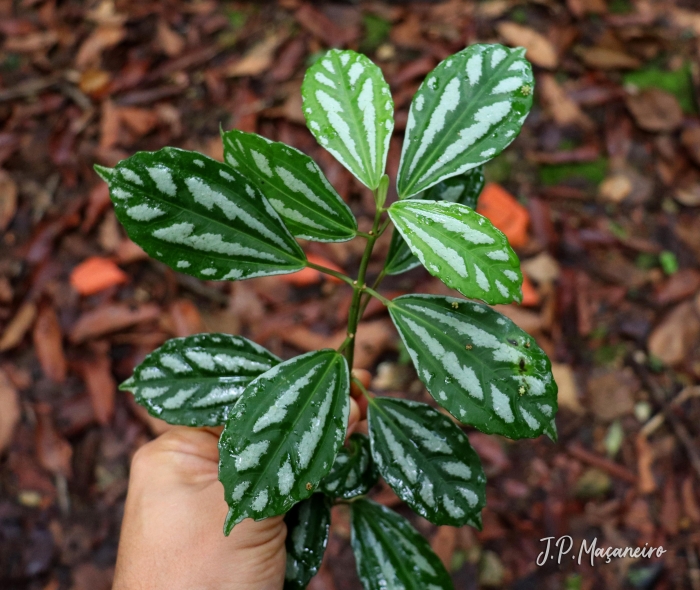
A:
[1,0,700,588]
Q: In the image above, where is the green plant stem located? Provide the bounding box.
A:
[357,268,387,320]
[351,376,375,404]
[337,335,352,354]
[306,261,354,287]
[363,286,391,306]
[345,205,383,369]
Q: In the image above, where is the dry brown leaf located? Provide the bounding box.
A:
[79,68,111,96]
[281,326,345,353]
[390,14,425,50]
[99,99,120,150]
[660,477,680,536]
[587,369,638,421]
[34,403,72,478]
[521,252,560,285]
[567,0,606,17]
[552,363,584,414]
[671,7,700,36]
[0,301,37,352]
[81,351,115,425]
[69,303,160,343]
[655,269,700,306]
[118,107,159,136]
[75,25,126,69]
[0,170,18,232]
[598,173,633,203]
[0,276,12,304]
[578,46,641,69]
[354,320,395,370]
[635,433,656,494]
[496,22,558,69]
[169,299,204,337]
[538,74,593,129]
[626,88,683,132]
[675,181,700,207]
[33,305,67,383]
[294,4,358,47]
[156,19,185,57]
[681,477,700,524]
[224,33,287,78]
[648,300,700,366]
[4,31,57,53]
[0,369,20,453]
[681,127,700,166]
[430,526,456,569]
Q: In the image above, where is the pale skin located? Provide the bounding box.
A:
[114,370,369,590]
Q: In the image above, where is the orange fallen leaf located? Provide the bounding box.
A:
[519,273,540,307]
[70,256,128,296]
[477,183,529,248]
[281,253,345,286]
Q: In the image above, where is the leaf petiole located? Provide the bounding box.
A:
[351,376,375,404]
[306,261,355,287]
[363,286,391,307]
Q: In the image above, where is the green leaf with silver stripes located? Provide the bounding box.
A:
[397,44,534,199]
[388,200,522,304]
[350,499,454,590]
[94,148,306,282]
[384,166,485,276]
[284,494,331,590]
[368,398,485,527]
[302,49,394,190]
[221,129,357,242]
[120,334,280,427]
[219,350,350,533]
[319,433,377,499]
[388,295,558,440]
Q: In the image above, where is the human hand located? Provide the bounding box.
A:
[114,393,362,590]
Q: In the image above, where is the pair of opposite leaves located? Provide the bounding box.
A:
[95,44,533,306]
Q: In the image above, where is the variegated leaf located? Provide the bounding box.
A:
[284,494,331,590]
[385,166,485,276]
[388,200,522,304]
[350,499,453,590]
[368,398,485,527]
[219,350,350,532]
[320,433,377,499]
[397,44,534,198]
[94,148,305,282]
[302,49,394,190]
[388,295,558,440]
[120,334,280,427]
[221,129,357,242]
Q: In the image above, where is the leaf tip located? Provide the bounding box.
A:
[223,507,241,536]
[119,377,135,392]
[94,164,115,182]
[470,512,484,531]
